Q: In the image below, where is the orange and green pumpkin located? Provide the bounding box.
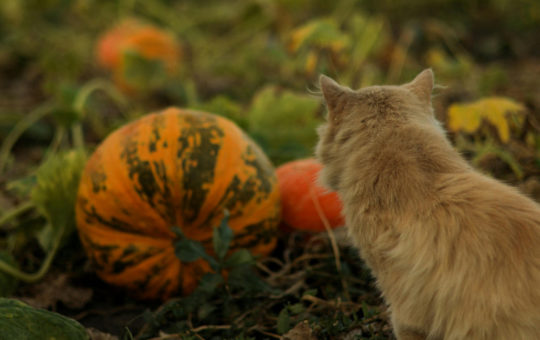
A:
[75,107,280,300]
[95,18,182,92]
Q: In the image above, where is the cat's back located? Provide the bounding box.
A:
[436,170,540,234]
[432,170,540,267]
[427,170,540,338]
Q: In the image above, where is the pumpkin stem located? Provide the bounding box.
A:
[0,101,56,175]
[0,225,62,282]
[0,201,35,230]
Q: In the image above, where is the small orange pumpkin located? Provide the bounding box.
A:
[76,108,280,300]
[276,158,344,232]
[95,19,182,91]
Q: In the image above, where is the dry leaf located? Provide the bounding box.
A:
[19,273,93,310]
[86,328,119,340]
[343,328,364,340]
[283,321,318,340]
[447,97,525,142]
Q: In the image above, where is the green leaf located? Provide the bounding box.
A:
[173,235,220,270]
[0,252,18,297]
[31,150,86,252]
[223,249,255,268]
[247,86,321,164]
[227,265,270,293]
[171,226,184,238]
[196,273,224,294]
[0,298,89,339]
[288,303,305,315]
[174,238,209,263]
[276,307,291,334]
[213,211,233,260]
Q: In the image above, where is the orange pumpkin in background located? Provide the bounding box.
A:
[95,19,182,91]
[276,158,344,232]
[76,108,281,300]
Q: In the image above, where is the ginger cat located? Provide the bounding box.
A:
[316,69,540,340]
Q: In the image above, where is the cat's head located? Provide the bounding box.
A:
[315,69,440,191]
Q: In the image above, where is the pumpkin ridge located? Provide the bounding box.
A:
[241,143,274,196]
[97,124,172,236]
[148,113,166,153]
[107,249,180,298]
[176,113,224,224]
[232,204,280,250]
[113,114,177,233]
[120,135,161,209]
[81,203,141,235]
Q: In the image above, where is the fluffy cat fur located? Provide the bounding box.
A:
[315,69,540,340]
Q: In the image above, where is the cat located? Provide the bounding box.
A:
[315,69,540,340]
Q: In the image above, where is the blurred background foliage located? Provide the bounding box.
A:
[0,0,539,167]
[1,1,540,262]
[0,0,539,276]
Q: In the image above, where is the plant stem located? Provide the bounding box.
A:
[73,78,128,119]
[0,224,62,282]
[70,78,129,152]
[43,125,66,161]
[310,186,351,302]
[0,201,34,228]
[0,101,56,175]
[71,123,86,155]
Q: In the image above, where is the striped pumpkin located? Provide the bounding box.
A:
[76,107,280,300]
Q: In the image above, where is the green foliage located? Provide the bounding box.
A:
[144,225,389,339]
[276,306,291,334]
[31,150,86,252]
[173,234,211,262]
[173,212,266,280]
[247,86,321,164]
[144,216,274,338]
[0,252,17,297]
[193,95,246,129]
[0,298,89,340]
[0,149,86,284]
[213,210,233,260]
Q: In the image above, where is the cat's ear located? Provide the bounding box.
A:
[320,75,351,118]
[403,69,434,106]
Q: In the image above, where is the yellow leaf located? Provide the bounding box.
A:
[447,104,482,134]
[288,21,318,52]
[288,19,348,53]
[447,97,525,143]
